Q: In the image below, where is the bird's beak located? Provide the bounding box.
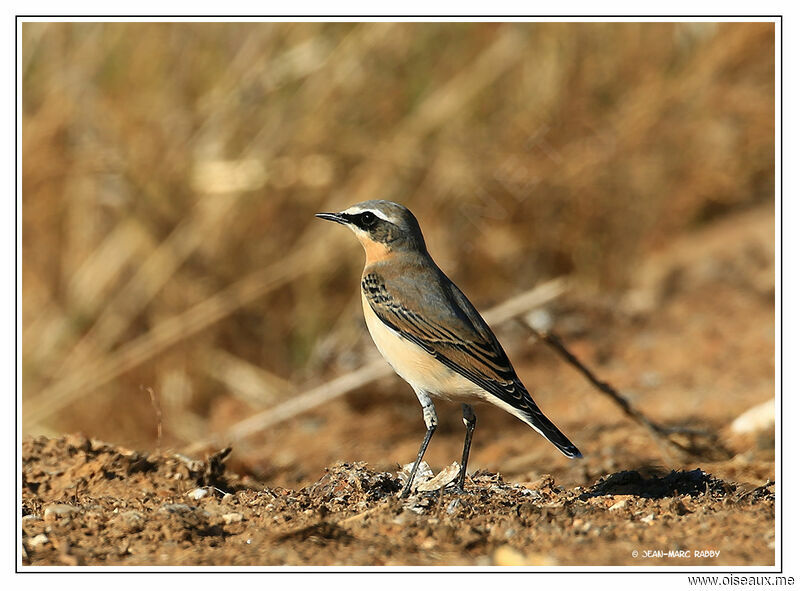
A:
[315,212,348,225]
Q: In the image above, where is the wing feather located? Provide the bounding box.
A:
[361,269,581,458]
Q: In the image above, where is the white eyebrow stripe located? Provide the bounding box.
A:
[340,206,393,223]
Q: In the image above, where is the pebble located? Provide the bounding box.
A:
[641,513,655,524]
[222,512,243,524]
[29,534,49,548]
[609,499,628,511]
[731,399,774,434]
[187,488,209,500]
[117,510,145,532]
[492,545,526,566]
[44,504,79,521]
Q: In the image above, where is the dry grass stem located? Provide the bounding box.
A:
[222,277,567,441]
[21,23,774,447]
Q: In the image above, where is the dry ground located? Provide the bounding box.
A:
[21,437,773,567]
[21,205,776,567]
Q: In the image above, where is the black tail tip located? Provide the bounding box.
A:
[564,446,583,459]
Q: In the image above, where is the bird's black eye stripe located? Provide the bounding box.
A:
[359,211,377,227]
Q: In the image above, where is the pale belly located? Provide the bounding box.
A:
[361,293,486,403]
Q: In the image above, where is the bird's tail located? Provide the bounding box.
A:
[520,398,582,459]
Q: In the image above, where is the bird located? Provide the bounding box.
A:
[316,200,581,497]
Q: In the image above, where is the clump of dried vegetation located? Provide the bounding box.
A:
[22,22,774,450]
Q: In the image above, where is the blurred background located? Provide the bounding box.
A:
[22,21,775,487]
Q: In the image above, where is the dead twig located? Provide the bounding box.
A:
[222,277,567,442]
[519,321,729,460]
[141,386,162,451]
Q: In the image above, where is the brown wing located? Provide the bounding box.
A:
[361,269,581,458]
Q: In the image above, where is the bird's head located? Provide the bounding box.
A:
[315,200,427,262]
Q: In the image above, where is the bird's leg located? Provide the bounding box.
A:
[400,390,438,498]
[456,404,477,493]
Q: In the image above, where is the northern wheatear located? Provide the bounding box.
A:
[316,200,581,497]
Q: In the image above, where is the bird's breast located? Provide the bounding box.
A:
[360,291,484,402]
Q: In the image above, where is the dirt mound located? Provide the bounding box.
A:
[21,435,774,567]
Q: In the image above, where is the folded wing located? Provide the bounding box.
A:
[361,269,581,458]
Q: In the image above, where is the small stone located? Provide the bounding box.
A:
[117,510,145,532]
[731,399,774,434]
[187,487,209,500]
[493,545,527,566]
[641,513,655,524]
[420,539,436,550]
[44,504,79,521]
[222,512,243,524]
[609,499,628,511]
[492,545,557,566]
[29,534,49,548]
